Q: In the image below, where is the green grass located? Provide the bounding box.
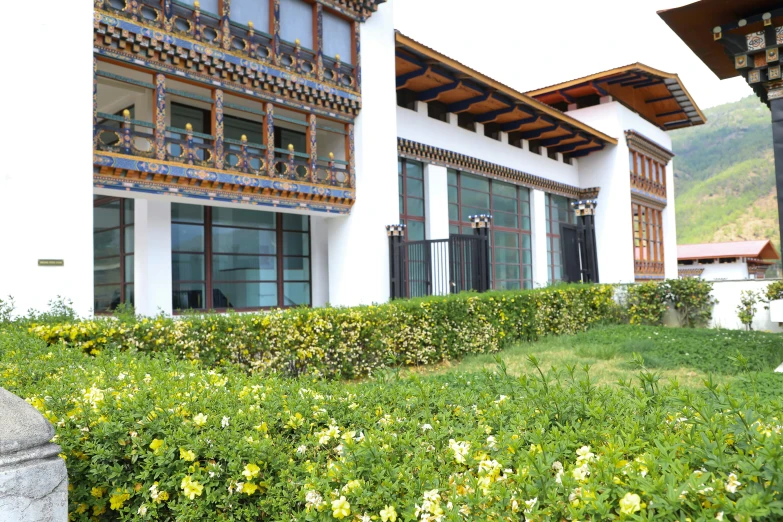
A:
[414,325,783,390]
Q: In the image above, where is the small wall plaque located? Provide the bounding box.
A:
[38,259,64,267]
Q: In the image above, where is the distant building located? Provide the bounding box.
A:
[678,240,780,280]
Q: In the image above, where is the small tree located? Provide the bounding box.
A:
[737,290,761,331]
[764,281,783,307]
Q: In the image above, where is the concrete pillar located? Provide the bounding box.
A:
[327,2,398,307]
[310,216,330,307]
[0,388,67,521]
[530,189,550,287]
[424,164,449,240]
[663,160,679,280]
[134,199,173,316]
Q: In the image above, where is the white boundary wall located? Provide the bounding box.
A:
[709,279,783,333]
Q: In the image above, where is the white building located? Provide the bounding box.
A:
[678,240,781,281]
[0,0,705,317]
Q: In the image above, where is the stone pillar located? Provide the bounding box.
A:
[0,388,67,521]
[530,189,550,287]
[423,164,449,240]
[310,215,330,307]
[134,199,173,316]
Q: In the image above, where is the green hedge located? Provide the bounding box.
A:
[3,329,782,521]
[627,279,717,327]
[30,286,615,379]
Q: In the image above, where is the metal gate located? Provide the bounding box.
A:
[389,234,489,299]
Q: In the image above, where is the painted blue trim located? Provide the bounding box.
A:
[519,125,557,140]
[553,140,588,153]
[571,144,605,158]
[446,92,491,113]
[96,70,156,89]
[500,116,538,132]
[168,88,214,104]
[540,133,576,147]
[396,67,429,89]
[474,106,515,124]
[417,81,461,102]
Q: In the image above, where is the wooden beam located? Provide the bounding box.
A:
[499,116,538,133]
[417,81,462,102]
[474,105,515,124]
[540,132,576,147]
[645,95,675,104]
[571,143,604,157]
[656,109,686,117]
[446,92,491,113]
[396,67,430,89]
[519,125,558,140]
[553,138,590,153]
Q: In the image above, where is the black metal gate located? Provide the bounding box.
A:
[389,234,489,299]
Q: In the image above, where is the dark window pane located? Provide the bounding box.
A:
[284,282,311,306]
[124,225,135,254]
[461,206,485,223]
[282,214,309,231]
[449,224,460,235]
[213,228,276,255]
[283,231,310,256]
[95,285,122,313]
[284,256,310,280]
[447,186,458,204]
[124,255,134,283]
[447,169,458,186]
[94,201,120,230]
[173,283,206,310]
[494,264,521,281]
[213,255,276,281]
[125,284,135,306]
[461,174,489,192]
[224,114,264,145]
[492,195,518,214]
[172,224,205,252]
[213,207,275,228]
[522,234,531,249]
[124,199,135,225]
[406,178,424,198]
[494,231,519,249]
[94,258,121,285]
[407,221,425,241]
[172,203,204,224]
[94,229,120,258]
[521,216,531,231]
[171,103,209,134]
[213,282,278,309]
[405,160,424,180]
[494,212,518,228]
[448,203,459,221]
[492,181,517,198]
[494,248,520,265]
[461,190,490,209]
[173,253,205,281]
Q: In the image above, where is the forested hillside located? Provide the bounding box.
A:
[671,95,779,257]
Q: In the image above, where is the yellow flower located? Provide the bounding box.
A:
[331,496,351,519]
[193,413,208,426]
[243,463,260,480]
[181,475,204,500]
[109,491,130,510]
[91,486,106,498]
[380,505,397,522]
[242,482,259,495]
[149,439,164,452]
[619,492,642,515]
[180,448,196,462]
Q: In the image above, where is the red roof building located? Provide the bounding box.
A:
[677,240,780,280]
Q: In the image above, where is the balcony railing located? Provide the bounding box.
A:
[94,110,353,189]
[96,0,357,91]
[634,260,665,280]
[630,172,667,200]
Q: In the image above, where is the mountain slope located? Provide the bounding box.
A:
[671,95,780,255]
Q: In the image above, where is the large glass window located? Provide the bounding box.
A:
[230,0,270,31]
[172,204,311,311]
[545,194,576,283]
[93,197,134,313]
[280,0,314,49]
[448,170,532,289]
[179,0,219,14]
[398,159,425,241]
[632,202,665,279]
[323,11,352,63]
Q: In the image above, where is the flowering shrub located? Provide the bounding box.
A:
[765,280,783,303]
[627,279,716,327]
[29,286,615,379]
[2,330,782,521]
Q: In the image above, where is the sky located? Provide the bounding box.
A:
[392,0,752,110]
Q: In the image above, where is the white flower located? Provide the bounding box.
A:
[296,445,307,455]
[524,497,537,514]
[572,464,590,482]
[486,435,497,449]
[117,372,127,381]
[448,439,470,464]
[716,512,724,521]
[576,446,595,465]
[305,490,324,510]
[143,374,152,384]
[422,489,440,502]
[221,416,230,428]
[137,505,147,516]
[725,473,741,494]
[421,424,433,432]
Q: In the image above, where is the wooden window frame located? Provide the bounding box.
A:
[545,194,576,283]
[172,206,312,312]
[93,197,134,314]
[448,170,533,289]
[631,201,665,279]
[398,158,426,241]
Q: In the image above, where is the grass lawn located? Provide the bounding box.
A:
[415,325,783,392]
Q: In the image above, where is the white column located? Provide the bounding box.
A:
[663,159,678,280]
[310,216,330,307]
[530,189,550,288]
[327,2,398,307]
[134,199,173,316]
[0,1,93,317]
[424,164,449,240]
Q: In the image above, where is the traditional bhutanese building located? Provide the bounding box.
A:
[1,1,704,316]
[678,240,781,280]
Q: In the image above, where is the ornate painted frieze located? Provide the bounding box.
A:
[316,0,386,22]
[397,138,599,200]
[94,12,360,120]
[94,152,355,212]
[625,130,675,165]
[631,191,667,211]
[155,74,166,160]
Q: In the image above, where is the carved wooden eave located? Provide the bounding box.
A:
[94,152,354,214]
[318,0,387,21]
[625,129,675,165]
[398,138,600,200]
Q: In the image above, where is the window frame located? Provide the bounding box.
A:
[448,170,533,290]
[171,205,312,312]
[93,196,134,314]
[545,194,576,283]
[632,201,665,277]
[398,159,426,241]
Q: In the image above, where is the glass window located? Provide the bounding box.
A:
[230,0,270,31]
[224,114,264,145]
[280,0,314,49]
[399,159,426,240]
[93,198,134,312]
[179,0,219,14]
[546,194,576,283]
[323,11,352,63]
[171,103,210,134]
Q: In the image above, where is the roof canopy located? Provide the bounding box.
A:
[658,0,782,80]
[527,64,706,131]
[678,240,781,261]
[394,32,617,158]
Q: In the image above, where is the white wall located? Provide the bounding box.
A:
[396,105,579,186]
[327,2,398,306]
[568,101,677,284]
[682,261,751,282]
[530,189,550,287]
[710,279,783,332]
[0,2,93,317]
[310,216,330,307]
[134,200,173,316]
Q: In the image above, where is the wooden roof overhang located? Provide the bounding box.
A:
[658,1,783,105]
[395,32,617,158]
[527,64,706,131]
